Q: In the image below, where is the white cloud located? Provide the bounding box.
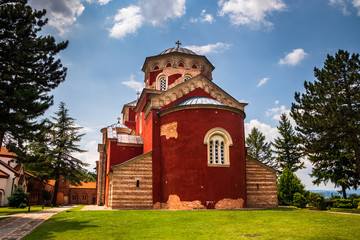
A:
[109,6,144,39]
[329,0,360,16]
[184,42,232,55]
[121,74,144,92]
[98,0,111,5]
[265,104,296,126]
[275,100,279,105]
[279,48,308,66]
[73,140,99,170]
[30,0,85,37]
[245,119,279,142]
[109,0,186,38]
[257,77,269,87]
[218,0,286,28]
[191,9,214,23]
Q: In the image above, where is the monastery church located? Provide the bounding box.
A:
[96,43,278,209]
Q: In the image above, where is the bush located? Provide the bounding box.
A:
[352,198,360,208]
[358,202,360,210]
[293,193,307,208]
[277,167,305,205]
[7,186,29,208]
[334,199,353,208]
[19,203,27,209]
[308,192,327,210]
[348,194,360,200]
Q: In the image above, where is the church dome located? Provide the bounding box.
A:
[174,96,223,107]
[159,47,197,56]
[108,119,129,129]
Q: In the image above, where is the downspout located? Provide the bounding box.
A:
[99,146,105,206]
[11,177,16,194]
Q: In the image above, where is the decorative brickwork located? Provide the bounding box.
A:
[160,122,178,139]
[215,198,244,209]
[109,152,153,209]
[246,156,278,208]
[154,195,206,210]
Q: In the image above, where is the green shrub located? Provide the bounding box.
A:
[352,198,360,208]
[293,193,307,208]
[348,194,360,200]
[308,192,327,210]
[277,167,305,205]
[19,203,27,209]
[334,199,353,208]
[358,202,360,210]
[7,186,29,208]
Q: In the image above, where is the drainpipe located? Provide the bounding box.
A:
[11,177,16,194]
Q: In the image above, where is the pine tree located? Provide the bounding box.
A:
[0,0,68,150]
[277,167,305,205]
[273,113,304,173]
[246,127,276,169]
[291,50,360,191]
[50,102,88,206]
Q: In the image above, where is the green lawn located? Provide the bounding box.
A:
[0,206,52,216]
[329,207,360,214]
[23,208,360,240]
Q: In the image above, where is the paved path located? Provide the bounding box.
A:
[0,206,72,240]
[81,205,110,211]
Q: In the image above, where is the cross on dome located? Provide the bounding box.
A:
[175,40,181,48]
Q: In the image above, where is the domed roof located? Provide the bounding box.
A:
[174,96,223,107]
[159,47,197,56]
[108,118,129,129]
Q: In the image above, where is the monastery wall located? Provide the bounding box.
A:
[246,157,278,208]
[110,153,153,209]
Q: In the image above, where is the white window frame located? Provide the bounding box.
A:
[204,128,233,167]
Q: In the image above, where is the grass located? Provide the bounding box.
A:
[0,205,53,216]
[23,208,360,240]
[329,207,360,214]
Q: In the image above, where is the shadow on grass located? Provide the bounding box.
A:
[23,214,99,240]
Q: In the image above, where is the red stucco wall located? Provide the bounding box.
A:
[159,107,246,209]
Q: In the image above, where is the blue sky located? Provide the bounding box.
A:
[28,0,360,191]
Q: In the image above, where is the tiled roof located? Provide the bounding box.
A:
[70,181,96,189]
[159,47,197,55]
[0,159,20,175]
[117,134,143,145]
[174,96,224,107]
[0,146,17,157]
[0,169,9,178]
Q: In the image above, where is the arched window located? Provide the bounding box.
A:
[166,63,171,67]
[183,74,192,81]
[178,62,184,67]
[159,77,167,91]
[204,128,233,166]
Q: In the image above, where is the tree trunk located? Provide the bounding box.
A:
[341,184,347,199]
[52,180,59,207]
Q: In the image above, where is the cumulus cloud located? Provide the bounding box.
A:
[109,6,144,39]
[184,42,232,55]
[190,9,214,23]
[257,77,269,87]
[121,74,144,92]
[30,0,85,37]
[109,0,186,38]
[218,0,286,28]
[279,48,308,66]
[245,119,279,142]
[73,140,99,170]
[329,0,360,16]
[265,104,296,126]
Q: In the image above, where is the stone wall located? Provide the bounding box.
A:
[246,156,278,208]
[110,152,153,209]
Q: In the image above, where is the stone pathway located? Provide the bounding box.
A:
[0,206,73,240]
[81,205,110,211]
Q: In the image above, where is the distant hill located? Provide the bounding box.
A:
[309,190,360,199]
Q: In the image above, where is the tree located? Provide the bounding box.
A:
[277,167,305,205]
[291,50,360,195]
[273,113,304,173]
[50,102,88,206]
[246,127,276,169]
[7,186,29,207]
[0,0,68,150]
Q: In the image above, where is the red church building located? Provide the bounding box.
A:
[96,45,278,209]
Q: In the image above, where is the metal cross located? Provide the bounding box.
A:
[175,40,181,48]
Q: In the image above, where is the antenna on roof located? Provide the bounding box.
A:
[136,90,141,99]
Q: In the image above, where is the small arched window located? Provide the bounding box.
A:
[159,77,167,91]
[166,63,171,67]
[192,64,197,69]
[184,74,192,81]
[178,62,184,67]
[154,66,159,70]
[204,128,233,166]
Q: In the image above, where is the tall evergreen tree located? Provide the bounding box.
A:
[0,0,68,151]
[291,50,360,192]
[273,113,304,173]
[246,127,276,169]
[50,102,88,206]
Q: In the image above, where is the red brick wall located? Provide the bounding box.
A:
[69,188,97,205]
[159,107,246,209]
